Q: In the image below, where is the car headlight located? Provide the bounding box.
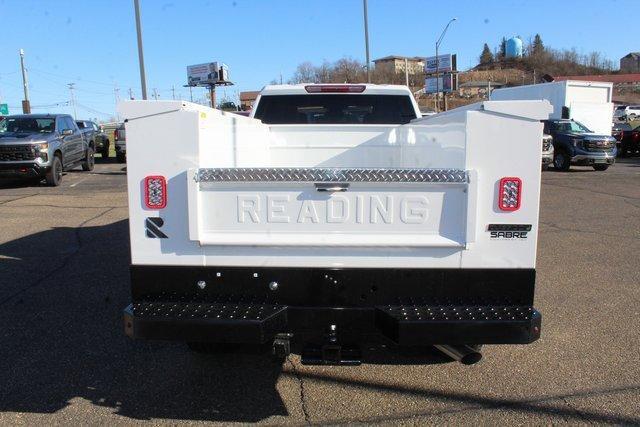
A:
[33,142,49,151]
[571,138,582,147]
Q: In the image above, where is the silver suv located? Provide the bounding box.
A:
[0,114,95,186]
[613,105,640,121]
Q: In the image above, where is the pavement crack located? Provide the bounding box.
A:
[561,397,588,423]
[5,204,126,210]
[0,207,115,307]
[540,221,640,240]
[0,193,38,206]
[287,356,311,424]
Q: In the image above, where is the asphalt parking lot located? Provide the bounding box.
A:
[0,158,638,425]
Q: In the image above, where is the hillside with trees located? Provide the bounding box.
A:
[477,34,615,77]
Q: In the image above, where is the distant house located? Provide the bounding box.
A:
[373,55,426,75]
[620,52,640,73]
[239,91,260,110]
[458,81,505,98]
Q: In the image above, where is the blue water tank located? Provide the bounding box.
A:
[506,37,523,58]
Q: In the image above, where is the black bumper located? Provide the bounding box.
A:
[124,266,541,346]
[0,162,49,179]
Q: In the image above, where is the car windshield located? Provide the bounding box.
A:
[555,121,591,133]
[1,117,56,133]
[615,106,627,110]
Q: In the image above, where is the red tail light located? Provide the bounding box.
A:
[114,129,119,141]
[144,176,167,209]
[498,177,522,211]
[305,85,366,93]
[633,132,639,142]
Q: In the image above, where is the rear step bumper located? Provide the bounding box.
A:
[124,265,542,346]
[124,302,541,345]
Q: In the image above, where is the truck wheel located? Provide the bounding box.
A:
[553,150,571,171]
[82,147,95,171]
[116,152,126,163]
[45,155,63,186]
[593,164,609,171]
[101,142,110,158]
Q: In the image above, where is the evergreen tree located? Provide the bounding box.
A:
[499,37,507,59]
[532,34,544,56]
[480,43,494,65]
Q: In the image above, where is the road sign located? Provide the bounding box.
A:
[424,54,457,74]
[0,103,8,115]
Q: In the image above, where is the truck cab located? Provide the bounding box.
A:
[119,85,550,365]
[543,119,617,171]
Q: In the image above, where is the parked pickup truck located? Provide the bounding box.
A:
[0,114,94,186]
[76,120,110,158]
[541,133,554,170]
[543,119,617,171]
[119,85,550,365]
[114,123,126,163]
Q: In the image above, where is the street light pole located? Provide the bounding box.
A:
[19,49,31,114]
[133,0,148,100]
[435,17,457,112]
[363,0,371,83]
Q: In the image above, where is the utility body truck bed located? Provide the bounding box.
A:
[120,84,550,365]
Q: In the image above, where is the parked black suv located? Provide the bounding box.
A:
[542,119,617,171]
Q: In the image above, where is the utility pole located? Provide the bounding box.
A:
[404,58,409,87]
[128,88,134,100]
[152,88,159,100]
[363,0,371,83]
[19,49,31,114]
[114,86,120,120]
[133,0,148,100]
[171,85,176,100]
[67,83,77,119]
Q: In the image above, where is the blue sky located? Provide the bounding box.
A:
[0,0,636,121]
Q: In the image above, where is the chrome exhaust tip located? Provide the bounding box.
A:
[434,344,483,365]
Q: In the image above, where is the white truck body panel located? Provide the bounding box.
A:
[119,95,550,270]
[491,80,613,135]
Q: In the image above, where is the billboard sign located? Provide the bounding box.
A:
[187,62,219,86]
[424,54,457,74]
[424,74,457,94]
[0,103,8,115]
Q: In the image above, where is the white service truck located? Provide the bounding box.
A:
[120,84,550,365]
[491,80,614,136]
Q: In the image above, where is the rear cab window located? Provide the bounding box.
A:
[254,94,418,125]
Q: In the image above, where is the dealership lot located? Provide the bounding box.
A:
[0,159,638,425]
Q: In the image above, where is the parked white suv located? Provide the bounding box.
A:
[613,105,640,121]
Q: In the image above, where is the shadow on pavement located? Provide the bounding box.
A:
[0,219,287,422]
[284,370,640,424]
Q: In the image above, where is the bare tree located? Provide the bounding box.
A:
[333,57,365,83]
[289,61,316,84]
[314,61,333,83]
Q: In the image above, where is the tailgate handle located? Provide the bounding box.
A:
[315,183,350,192]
